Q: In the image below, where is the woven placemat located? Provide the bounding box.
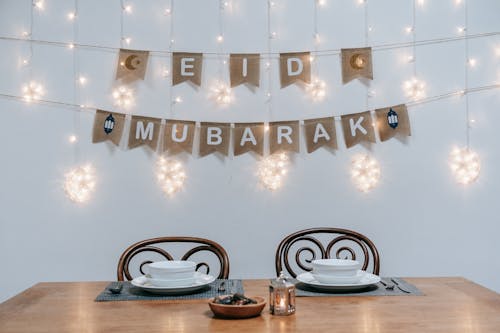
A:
[295,277,424,297]
[95,279,243,302]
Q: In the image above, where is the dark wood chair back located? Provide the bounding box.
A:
[117,236,230,281]
[275,227,380,278]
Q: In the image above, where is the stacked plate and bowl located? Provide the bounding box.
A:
[296,258,380,291]
[131,260,215,295]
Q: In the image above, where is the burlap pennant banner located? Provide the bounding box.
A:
[199,122,230,157]
[280,52,311,88]
[128,115,162,151]
[163,120,196,154]
[341,111,376,148]
[172,52,203,86]
[116,49,149,83]
[341,47,373,84]
[92,109,126,146]
[375,104,411,142]
[304,117,337,153]
[230,54,260,88]
[232,122,264,156]
[269,121,300,154]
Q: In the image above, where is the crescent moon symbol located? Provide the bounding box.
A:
[349,54,366,70]
[124,55,141,71]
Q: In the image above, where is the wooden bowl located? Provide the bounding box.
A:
[208,296,266,319]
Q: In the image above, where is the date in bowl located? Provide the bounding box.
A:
[209,294,266,319]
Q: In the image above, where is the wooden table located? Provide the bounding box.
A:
[0,278,499,332]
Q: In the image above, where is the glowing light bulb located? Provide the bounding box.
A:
[124,4,132,13]
[174,96,183,104]
[350,154,380,192]
[64,164,96,203]
[22,81,45,103]
[270,31,277,39]
[22,31,30,38]
[210,82,232,105]
[78,76,87,85]
[124,37,132,45]
[407,55,415,63]
[449,147,480,185]
[67,12,76,20]
[403,77,426,100]
[68,135,78,143]
[68,43,75,49]
[457,26,466,34]
[357,0,366,5]
[416,0,425,6]
[317,0,326,6]
[258,152,290,191]
[161,67,170,78]
[454,0,462,5]
[405,26,414,34]
[306,78,326,102]
[156,157,187,197]
[112,86,134,109]
[467,58,477,67]
[33,0,44,10]
[165,8,171,15]
[217,35,224,43]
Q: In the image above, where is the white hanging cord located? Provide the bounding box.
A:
[464,0,470,148]
[72,0,81,163]
[266,0,273,119]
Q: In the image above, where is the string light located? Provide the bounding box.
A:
[33,0,44,10]
[78,76,87,85]
[22,81,44,102]
[67,12,76,20]
[257,152,289,191]
[155,156,186,197]
[68,135,78,143]
[64,164,96,203]
[173,96,183,104]
[112,85,134,108]
[124,4,132,13]
[210,81,232,105]
[449,147,480,185]
[467,58,477,67]
[350,154,380,192]
[403,77,426,100]
[216,35,224,43]
[306,78,326,101]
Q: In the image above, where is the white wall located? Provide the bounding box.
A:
[1,0,500,302]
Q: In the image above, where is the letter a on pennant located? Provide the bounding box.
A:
[172,52,203,86]
[341,111,376,148]
[199,122,230,157]
[128,115,161,151]
[233,123,264,156]
[304,117,337,153]
[279,52,311,88]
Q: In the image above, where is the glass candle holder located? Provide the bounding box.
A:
[269,271,295,316]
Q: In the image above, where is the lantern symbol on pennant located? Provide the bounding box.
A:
[387,108,399,129]
[104,114,115,134]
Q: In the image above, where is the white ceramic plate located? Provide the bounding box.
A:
[311,270,363,284]
[296,271,380,291]
[131,272,215,295]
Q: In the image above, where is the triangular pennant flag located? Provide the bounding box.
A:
[230,54,260,88]
[279,52,311,88]
[92,109,126,146]
[341,47,373,84]
[375,104,411,142]
[269,121,300,154]
[116,49,149,83]
[233,123,264,156]
[304,117,337,153]
[199,122,230,157]
[172,52,203,86]
[163,120,196,154]
[341,111,376,148]
[128,115,162,151]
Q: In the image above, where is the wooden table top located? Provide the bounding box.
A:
[0,277,499,333]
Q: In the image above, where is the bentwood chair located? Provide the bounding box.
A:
[117,236,230,281]
[275,227,380,278]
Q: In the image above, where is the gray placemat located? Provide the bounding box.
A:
[95,279,243,302]
[294,277,424,297]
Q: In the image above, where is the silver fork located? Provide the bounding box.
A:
[391,278,411,293]
[380,279,395,290]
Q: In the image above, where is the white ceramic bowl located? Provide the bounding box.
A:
[146,275,196,288]
[312,270,363,284]
[147,260,196,280]
[311,259,361,277]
